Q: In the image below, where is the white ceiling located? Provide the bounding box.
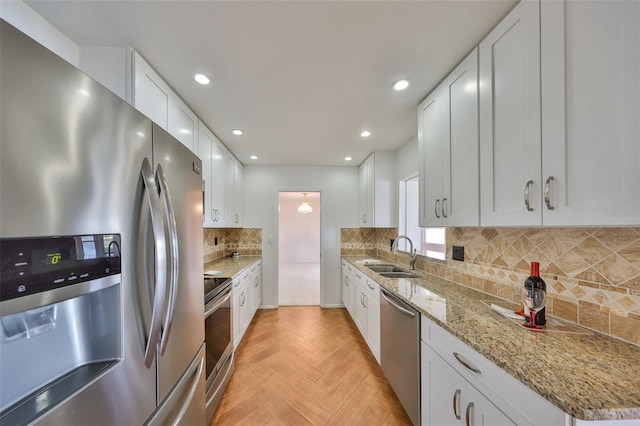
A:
[25,0,517,166]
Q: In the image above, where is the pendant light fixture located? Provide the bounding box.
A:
[297,193,313,214]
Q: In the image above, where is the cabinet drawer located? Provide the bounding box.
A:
[363,278,379,300]
[421,315,565,426]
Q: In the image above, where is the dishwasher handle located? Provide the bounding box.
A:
[381,289,416,318]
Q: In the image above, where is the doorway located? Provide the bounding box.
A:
[278,191,320,305]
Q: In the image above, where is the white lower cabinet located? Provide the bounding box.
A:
[363,278,380,363]
[249,261,262,317]
[421,315,565,426]
[232,276,248,349]
[232,260,262,349]
[344,261,380,364]
[422,343,514,426]
[341,260,355,316]
[354,270,367,334]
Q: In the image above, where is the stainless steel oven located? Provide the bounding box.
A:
[204,277,234,423]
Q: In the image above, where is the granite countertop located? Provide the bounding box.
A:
[343,256,640,422]
[204,255,262,280]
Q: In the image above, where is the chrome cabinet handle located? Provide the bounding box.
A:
[453,352,482,374]
[544,176,554,210]
[442,198,448,218]
[140,158,167,368]
[452,389,462,420]
[156,164,179,355]
[435,199,441,218]
[465,402,474,426]
[367,282,375,290]
[524,180,534,212]
[363,294,367,308]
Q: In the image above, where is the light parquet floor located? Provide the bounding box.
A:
[211,306,412,426]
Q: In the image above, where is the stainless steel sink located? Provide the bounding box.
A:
[366,264,406,273]
[378,271,420,279]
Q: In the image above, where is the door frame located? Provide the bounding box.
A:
[274,188,324,307]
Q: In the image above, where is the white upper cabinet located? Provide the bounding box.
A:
[540,0,640,226]
[198,122,213,227]
[168,97,197,153]
[198,122,226,228]
[479,0,541,227]
[132,51,170,129]
[359,152,396,227]
[131,51,198,154]
[479,0,640,226]
[226,154,244,227]
[419,48,479,227]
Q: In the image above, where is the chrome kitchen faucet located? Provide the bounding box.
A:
[391,235,418,270]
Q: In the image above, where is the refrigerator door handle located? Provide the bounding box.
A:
[140,158,168,368]
[156,164,179,355]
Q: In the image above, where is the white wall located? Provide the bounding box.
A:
[279,197,321,263]
[0,1,78,66]
[244,166,359,308]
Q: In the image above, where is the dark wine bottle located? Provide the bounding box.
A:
[524,261,546,325]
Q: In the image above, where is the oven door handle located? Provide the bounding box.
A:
[205,290,232,317]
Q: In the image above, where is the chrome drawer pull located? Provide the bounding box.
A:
[453,352,481,374]
[435,199,441,218]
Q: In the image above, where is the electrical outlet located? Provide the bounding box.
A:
[452,246,464,261]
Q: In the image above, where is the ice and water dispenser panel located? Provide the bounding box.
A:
[0,234,123,424]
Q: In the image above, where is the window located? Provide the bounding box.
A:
[399,175,446,260]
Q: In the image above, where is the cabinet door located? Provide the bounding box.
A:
[354,272,367,334]
[479,0,541,226]
[199,124,226,227]
[418,90,444,227]
[168,96,197,152]
[210,136,227,227]
[198,123,212,227]
[226,155,244,226]
[365,282,380,364]
[359,156,371,226]
[341,263,350,310]
[443,48,480,227]
[541,0,640,225]
[232,279,242,348]
[466,386,516,426]
[421,343,466,426]
[132,51,169,129]
[252,266,261,313]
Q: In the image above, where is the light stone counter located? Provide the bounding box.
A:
[204,256,261,280]
[343,256,640,422]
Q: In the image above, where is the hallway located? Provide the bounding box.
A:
[211,307,411,425]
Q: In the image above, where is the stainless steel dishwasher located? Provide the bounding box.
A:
[380,287,420,425]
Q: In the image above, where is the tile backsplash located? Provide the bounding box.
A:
[341,227,640,345]
[204,228,262,263]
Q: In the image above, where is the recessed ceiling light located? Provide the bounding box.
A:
[194,73,210,85]
[232,129,244,136]
[250,155,258,160]
[360,130,371,138]
[393,79,410,91]
[345,156,352,161]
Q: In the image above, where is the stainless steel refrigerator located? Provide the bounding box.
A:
[0,20,206,425]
